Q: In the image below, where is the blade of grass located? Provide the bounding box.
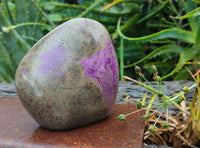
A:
[0,38,12,69]
[0,8,31,66]
[137,0,169,24]
[185,97,196,119]
[79,0,106,17]
[3,0,15,24]
[195,18,200,44]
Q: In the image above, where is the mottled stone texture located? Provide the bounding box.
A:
[15,18,119,130]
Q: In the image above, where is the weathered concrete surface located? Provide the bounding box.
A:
[0,83,18,98]
[0,80,195,115]
[116,81,194,103]
[0,81,194,99]
[117,81,195,115]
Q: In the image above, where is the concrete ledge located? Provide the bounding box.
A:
[0,97,145,148]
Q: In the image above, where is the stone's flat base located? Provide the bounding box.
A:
[0,97,145,148]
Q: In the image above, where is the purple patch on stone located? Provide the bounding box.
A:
[37,45,67,78]
[22,68,29,74]
[81,39,119,109]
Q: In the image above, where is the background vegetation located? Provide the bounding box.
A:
[0,0,200,83]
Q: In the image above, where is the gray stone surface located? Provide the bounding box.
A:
[0,80,195,100]
[0,83,18,98]
[0,81,195,114]
[116,81,195,115]
[116,81,194,104]
[0,81,195,115]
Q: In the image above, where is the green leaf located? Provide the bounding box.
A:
[51,2,136,17]
[137,0,169,24]
[112,13,140,39]
[174,7,200,19]
[183,0,198,32]
[0,62,14,82]
[0,42,15,82]
[124,44,185,68]
[7,1,15,11]
[174,65,194,80]
[26,0,43,44]
[101,0,145,13]
[162,44,200,79]
[195,18,200,44]
[0,38,12,69]
[44,3,56,11]
[30,0,55,27]
[3,0,15,24]
[117,18,195,44]
[79,0,106,17]
[16,0,28,23]
[0,9,31,66]
[48,14,62,22]
[192,0,200,4]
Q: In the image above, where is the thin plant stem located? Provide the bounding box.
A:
[170,83,197,102]
[3,22,52,33]
[154,111,163,126]
[151,106,163,116]
[156,80,162,92]
[120,38,124,81]
[125,104,163,117]
[21,35,38,41]
[196,74,200,120]
[141,75,153,88]
[166,107,168,122]
[31,0,56,27]
[79,0,106,17]
[136,0,169,24]
[124,76,165,96]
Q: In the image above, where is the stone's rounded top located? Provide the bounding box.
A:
[62,18,106,29]
[28,18,110,61]
[59,18,108,35]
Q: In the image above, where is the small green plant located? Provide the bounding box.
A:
[118,65,200,147]
[118,0,200,80]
